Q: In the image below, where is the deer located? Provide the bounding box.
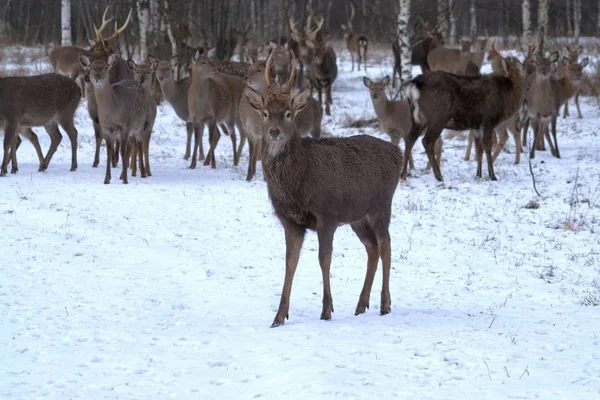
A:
[307,33,338,116]
[127,55,159,177]
[267,41,293,85]
[239,56,323,181]
[155,57,204,161]
[80,53,151,184]
[188,50,247,169]
[0,73,81,176]
[561,45,584,119]
[340,2,368,71]
[405,19,445,77]
[401,54,525,181]
[76,7,133,169]
[363,76,442,172]
[243,51,403,328]
[191,47,250,78]
[289,14,325,86]
[427,37,488,76]
[4,128,46,173]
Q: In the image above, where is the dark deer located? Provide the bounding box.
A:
[0,74,81,176]
[340,2,368,71]
[244,52,403,327]
[307,33,338,116]
[402,55,525,181]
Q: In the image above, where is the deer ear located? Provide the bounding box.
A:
[562,56,570,66]
[269,41,277,50]
[88,39,96,46]
[147,54,158,65]
[192,49,202,62]
[580,57,589,68]
[244,86,265,113]
[363,77,372,87]
[79,53,91,68]
[382,76,391,86]
[108,54,120,68]
[127,59,137,71]
[172,55,179,65]
[577,45,583,55]
[549,51,559,64]
[292,87,311,116]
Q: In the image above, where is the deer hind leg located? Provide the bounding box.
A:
[112,140,120,168]
[236,127,247,165]
[548,114,559,158]
[401,125,423,180]
[184,122,193,160]
[58,117,78,172]
[464,130,475,161]
[130,139,138,177]
[351,218,379,315]
[189,121,201,169]
[492,127,509,163]
[41,122,62,171]
[325,85,332,116]
[482,127,497,181]
[246,139,255,181]
[316,222,338,321]
[431,137,443,171]
[104,135,114,184]
[369,209,392,315]
[271,220,306,328]
[143,130,152,176]
[575,91,583,119]
[204,122,221,169]
[226,122,239,166]
[119,137,130,184]
[195,122,205,161]
[19,128,45,172]
[563,99,570,118]
[1,122,19,176]
[521,117,530,148]
[138,137,147,178]
[474,132,484,178]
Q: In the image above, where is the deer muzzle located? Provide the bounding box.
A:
[269,129,281,140]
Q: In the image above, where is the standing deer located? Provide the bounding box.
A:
[80,53,151,184]
[243,52,403,327]
[363,76,442,171]
[188,50,247,169]
[562,45,584,118]
[0,74,81,176]
[127,55,159,177]
[402,55,525,181]
[406,21,445,75]
[239,56,323,181]
[4,128,46,173]
[307,33,338,116]
[267,41,292,84]
[155,57,203,161]
[289,15,325,86]
[340,2,368,71]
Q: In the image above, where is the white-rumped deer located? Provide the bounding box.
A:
[80,53,151,184]
[244,52,403,327]
[363,76,442,171]
[0,74,81,176]
[402,54,525,181]
[341,2,368,71]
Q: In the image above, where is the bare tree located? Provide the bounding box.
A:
[573,0,581,42]
[137,0,150,60]
[448,0,457,45]
[566,0,573,37]
[537,0,548,57]
[437,0,448,40]
[523,0,532,43]
[397,0,411,85]
[469,0,477,39]
[61,0,71,46]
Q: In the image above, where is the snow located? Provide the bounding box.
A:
[1,46,600,399]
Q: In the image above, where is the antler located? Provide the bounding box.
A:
[289,17,300,35]
[102,9,133,43]
[348,1,355,28]
[265,50,276,95]
[306,15,324,41]
[284,51,297,94]
[93,6,114,42]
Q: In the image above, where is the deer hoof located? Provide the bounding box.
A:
[355,302,369,315]
[320,305,333,320]
[380,304,391,315]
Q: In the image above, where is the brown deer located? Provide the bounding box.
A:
[80,53,151,184]
[427,37,488,76]
[0,73,81,176]
[289,15,325,86]
[402,55,525,181]
[307,33,338,116]
[363,76,442,172]
[4,128,46,173]
[127,56,159,177]
[239,56,323,181]
[267,41,292,84]
[562,45,584,118]
[340,2,368,71]
[188,50,247,169]
[243,52,403,327]
[155,57,204,161]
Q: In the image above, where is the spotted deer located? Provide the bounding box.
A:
[243,52,403,327]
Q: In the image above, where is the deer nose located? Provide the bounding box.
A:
[94,74,101,81]
[269,129,280,139]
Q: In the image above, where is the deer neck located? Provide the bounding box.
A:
[371,95,390,121]
[93,78,118,112]
[262,133,307,200]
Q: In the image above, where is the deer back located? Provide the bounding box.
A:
[156,60,191,121]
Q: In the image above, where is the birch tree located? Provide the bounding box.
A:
[469,0,477,39]
[536,0,548,57]
[566,0,572,37]
[573,0,581,42]
[448,0,457,45]
[397,0,412,84]
[437,0,447,40]
[61,0,71,46]
[522,0,532,43]
[137,0,150,60]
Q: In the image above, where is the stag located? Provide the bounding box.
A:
[341,2,368,71]
[307,33,338,116]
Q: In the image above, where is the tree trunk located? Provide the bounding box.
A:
[469,0,477,39]
[566,0,572,37]
[61,0,72,46]
[149,0,161,48]
[437,0,447,41]
[522,0,532,43]
[598,0,600,35]
[250,0,257,42]
[163,0,177,58]
[448,0,457,45]
[573,0,581,42]
[536,0,548,57]
[398,0,412,84]
[137,0,150,60]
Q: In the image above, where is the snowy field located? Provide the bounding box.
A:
[1,45,600,399]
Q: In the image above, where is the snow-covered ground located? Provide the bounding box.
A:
[1,46,600,399]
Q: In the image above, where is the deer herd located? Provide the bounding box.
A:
[0,7,593,325]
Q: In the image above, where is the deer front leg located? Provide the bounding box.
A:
[482,127,497,181]
[120,138,129,184]
[464,131,474,161]
[401,125,421,180]
[351,220,379,315]
[2,122,19,176]
[317,223,337,321]
[184,122,193,160]
[93,122,102,168]
[575,92,583,119]
[377,229,392,315]
[272,222,306,328]
[104,136,113,184]
[422,130,444,181]
[138,138,147,178]
[563,100,570,118]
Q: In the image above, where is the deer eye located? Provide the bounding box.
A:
[262,110,269,119]
[284,110,292,120]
